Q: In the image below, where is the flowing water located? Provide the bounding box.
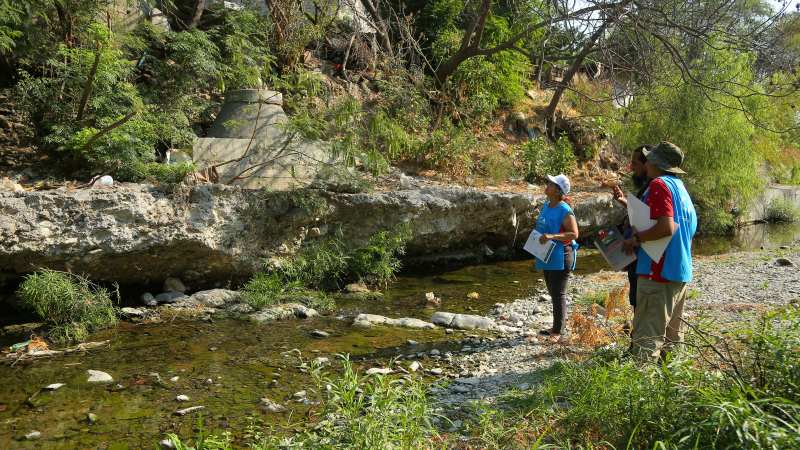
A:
[0,223,796,448]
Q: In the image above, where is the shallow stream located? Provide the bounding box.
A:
[0,222,797,448]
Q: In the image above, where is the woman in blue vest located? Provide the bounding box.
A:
[534,174,579,342]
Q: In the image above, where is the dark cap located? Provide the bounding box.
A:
[643,141,686,174]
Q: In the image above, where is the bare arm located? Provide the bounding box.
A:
[637,216,676,241]
[540,214,579,243]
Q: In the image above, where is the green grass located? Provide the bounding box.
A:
[576,289,609,307]
[16,269,118,344]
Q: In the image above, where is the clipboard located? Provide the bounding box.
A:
[523,230,557,263]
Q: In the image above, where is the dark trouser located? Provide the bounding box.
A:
[543,247,573,334]
[626,263,638,311]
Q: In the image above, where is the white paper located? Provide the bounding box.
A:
[626,193,671,262]
[523,230,557,263]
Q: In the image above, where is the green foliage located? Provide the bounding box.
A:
[17,269,118,344]
[348,224,412,287]
[119,161,196,185]
[433,15,531,119]
[519,135,576,182]
[765,198,800,223]
[165,356,440,449]
[243,225,410,309]
[488,307,800,449]
[619,48,764,233]
[576,289,608,307]
[206,7,275,90]
[483,151,515,184]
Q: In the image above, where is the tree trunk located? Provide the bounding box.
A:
[543,21,609,136]
[188,0,206,29]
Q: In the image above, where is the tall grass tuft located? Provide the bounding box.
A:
[17,269,118,344]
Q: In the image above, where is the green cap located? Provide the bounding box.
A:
[643,141,686,174]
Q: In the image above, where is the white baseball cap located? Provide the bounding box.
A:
[546,174,571,195]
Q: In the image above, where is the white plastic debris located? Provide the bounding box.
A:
[97,175,114,187]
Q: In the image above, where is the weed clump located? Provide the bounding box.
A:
[765,198,800,223]
[17,270,118,344]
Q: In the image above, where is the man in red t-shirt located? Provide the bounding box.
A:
[623,142,697,361]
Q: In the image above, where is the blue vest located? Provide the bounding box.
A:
[635,176,697,282]
[534,201,579,270]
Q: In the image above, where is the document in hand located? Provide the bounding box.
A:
[523,230,557,263]
[626,192,671,262]
[595,228,636,271]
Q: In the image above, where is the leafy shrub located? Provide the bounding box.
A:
[348,224,412,287]
[519,135,576,182]
[242,226,411,309]
[765,198,800,223]
[17,270,118,344]
[618,47,764,233]
[482,151,515,184]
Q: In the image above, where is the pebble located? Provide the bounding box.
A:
[293,390,307,399]
[429,349,441,356]
[170,376,179,382]
[409,361,421,372]
[160,438,176,449]
[141,292,157,306]
[205,378,213,385]
[25,431,41,440]
[310,330,330,338]
[429,368,444,376]
[44,383,65,391]
[366,367,393,375]
[445,328,454,334]
[313,357,330,366]
[176,395,190,402]
[86,370,113,384]
[87,413,98,424]
[406,339,418,346]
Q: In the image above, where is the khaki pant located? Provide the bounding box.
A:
[630,277,687,361]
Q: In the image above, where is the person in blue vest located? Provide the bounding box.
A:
[622,142,697,361]
[534,174,579,342]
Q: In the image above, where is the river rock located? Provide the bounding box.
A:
[155,292,186,304]
[311,330,330,338]
[775,257,794,267]
[409,361,421,372]
[121,307,146,318]
[260,397,287,412]
[187,289,241,308]
[176,395,190,402]
[0,185,621,285]
[345,282,370,293]
[163,277,187,293]
[431,312,495,330]
[44,383,65,391]
[366,367,393,375]
[429,368,443,376]
[249,303,318,323]
[352,313,435,329]
[160,438,176,449]
[141,292,157,306]
[86,370,113,383]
